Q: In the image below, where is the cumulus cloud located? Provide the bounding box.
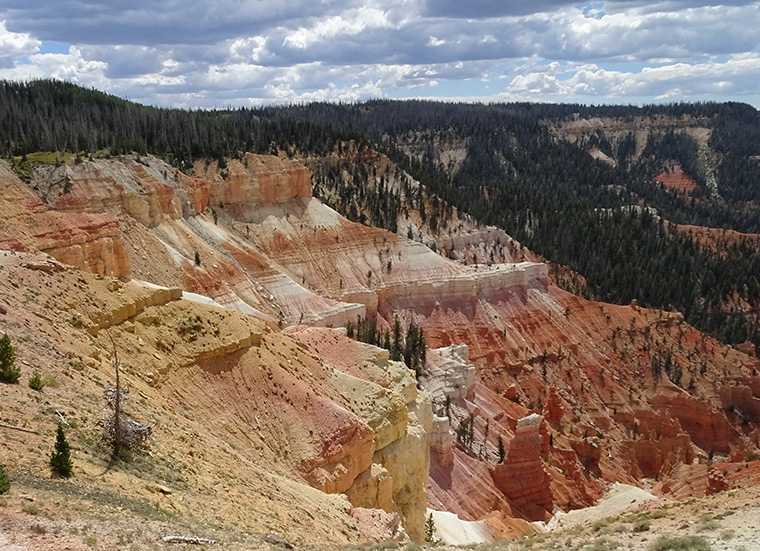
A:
[0,1,759,107]
[0,20,40,67]
[0,46,108,87]
[507,54,760,101]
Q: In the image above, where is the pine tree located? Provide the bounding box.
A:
[391,314,402,361]
[0,333,20,384]
[498,435,506,463]
[0,464,9,494]
[425,512,437,543]
[50,422,73,478]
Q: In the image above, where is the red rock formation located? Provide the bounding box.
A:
[650,389,736,453]
[543,386,565,424]
[707,468,729,495]
[493,414,553,521]
[194,154,312,215]
[428,447,519,522]
[0,162,131,278]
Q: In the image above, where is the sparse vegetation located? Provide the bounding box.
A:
[42,373,59,388]
[177,315,204,341]
[649,535,712,551]
[697,518,720,532]
[585,538,620,551]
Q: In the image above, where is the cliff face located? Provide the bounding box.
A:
[1,154,372,326]
[415,281,760,527]
[3,153,548,331]
[287,326,432,542]
[0,162,132,278]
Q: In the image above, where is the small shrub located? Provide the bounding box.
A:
[591,518,614,534]
[0,334,20,384]
[720,529,735,540]
[177,316,204,340]
[28,370,45,391]
[697,519,720,532]
[586,538,620,551]
[649,535,712,551]
[634,518,651,532]
[22,503,40,515]
[50,422,73,478]
[42,373,59,389]
[0,465,9,494]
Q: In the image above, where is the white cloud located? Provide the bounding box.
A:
[0,46,108,87]
[229,36,270,63]
[0,20,40,67]
[507,54,760,101]
[283,8,390,49]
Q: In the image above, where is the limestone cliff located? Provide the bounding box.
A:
[288,326,432,542]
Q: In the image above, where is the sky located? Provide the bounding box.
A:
[1,1,759,109]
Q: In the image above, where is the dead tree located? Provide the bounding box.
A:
[101,331,152,455]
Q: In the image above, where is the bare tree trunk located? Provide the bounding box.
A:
[107,330,122,456]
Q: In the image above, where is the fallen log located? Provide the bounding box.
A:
[162,536,216,545]
[0,422,39,435]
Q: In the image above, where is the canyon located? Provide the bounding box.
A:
[1,149,760,549]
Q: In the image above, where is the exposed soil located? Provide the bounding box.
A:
[656,166,698,196]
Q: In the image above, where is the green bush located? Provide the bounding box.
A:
[28,370,44,391]
[0,465,9,494]
[50,422,73,478]
[0,334,20,384]
[650,535,712,551]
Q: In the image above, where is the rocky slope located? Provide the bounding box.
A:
[2,150,760,548]
[0,249,429,547]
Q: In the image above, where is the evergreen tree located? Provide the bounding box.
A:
[425,513,437,543]
[50,422,73,478]
[498,435,506,463]
[391,314,403,361]
[0,333,19,384]
[0,464,9,494]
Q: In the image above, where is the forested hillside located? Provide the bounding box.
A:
[1,80,759,350]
